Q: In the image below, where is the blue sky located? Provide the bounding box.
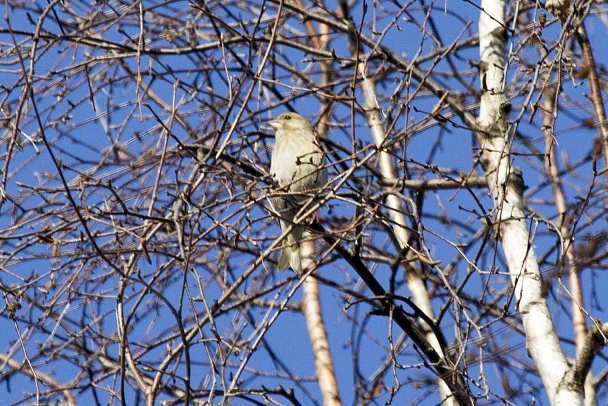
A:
[1,1,607,405]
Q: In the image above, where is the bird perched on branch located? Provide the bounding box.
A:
[269,112,327,274]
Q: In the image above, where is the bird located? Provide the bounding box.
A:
[269,112,328,274]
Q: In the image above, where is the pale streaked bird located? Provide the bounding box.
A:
[269,112,327,274]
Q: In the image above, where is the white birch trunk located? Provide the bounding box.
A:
[301,237,342,406]
[361,76,457,406]
[477,0,582,404]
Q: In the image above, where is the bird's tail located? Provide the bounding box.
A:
[278,225,303,274]
[278,242,302,275]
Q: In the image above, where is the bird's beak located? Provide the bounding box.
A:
[268,118,281,130]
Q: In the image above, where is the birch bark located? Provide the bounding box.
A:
[477,0,582,403]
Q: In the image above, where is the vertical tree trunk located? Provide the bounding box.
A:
[477,0,582,404]
[302,236,342,406]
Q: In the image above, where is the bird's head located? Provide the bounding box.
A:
[268,113,313,133]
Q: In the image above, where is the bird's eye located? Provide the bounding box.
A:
[285,115,291,120]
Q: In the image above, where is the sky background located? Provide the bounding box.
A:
[1,0,608,405]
